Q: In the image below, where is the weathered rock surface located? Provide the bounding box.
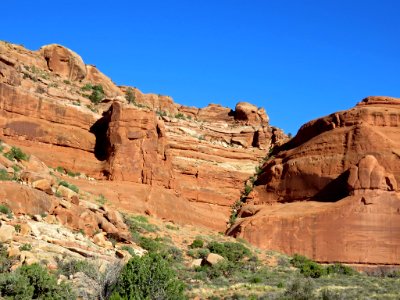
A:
[40,44,87,81]
[230,96,400,264]
[0,223,15,242]
[0,42,287,232]
[204,253,225,266]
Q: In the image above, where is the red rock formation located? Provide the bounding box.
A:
[86,65,123,97]
[40,44,87,81]
[229,96,400,264]
[0,42,290,233]
[104,102,173,187]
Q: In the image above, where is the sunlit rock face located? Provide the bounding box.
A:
[229,96,400,265]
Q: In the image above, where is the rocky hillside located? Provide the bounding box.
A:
[1,41,399,269]
[0,142,398,300]
[0,41,286,232]
[228,96,400,265]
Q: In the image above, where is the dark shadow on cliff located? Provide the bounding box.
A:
[89,109,112,161]
[311,170,350,202]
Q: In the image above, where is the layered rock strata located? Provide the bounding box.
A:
[0,41,285,231]
[229,97,400,265]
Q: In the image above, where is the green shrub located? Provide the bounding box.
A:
[244,184,253,196]
[19,243,32,251]
[59,180,79,193]
[291,254,326,278]
[96,194,107,205]
[198,248,210,259]
[187,247,210,260]
[0,243,14,272]
[300,261,326,278]
[14,224,21,233]
[5,263,76,299]
[165,224,178,230]
[207,241,251,262]
[189,239,204,249]
[55,166,65,173]
[111,253,186,299]
[121,246,137,257]
[125,87,136,104]
[255,166,263,175]
[137,236,163,253]
[89,84,105,104]
[0,272,33,299]
[81,83,93,91]
[175,113,186,120]
[0,169,12,181]
[283,277,315,300]
[4,146,29,161]
[249,276,262,283]
[165,246,183,263]
[186,249,197,258]
[326,263,356,276]
[0,204,11,215]
[57,258,98,281]
[196,260,236,280]
[321,288,345,300]
[12,164,21,173]
[125,214,159,234]
[63,80,71,85]
[67,170,80,177]
[156,110,167,117]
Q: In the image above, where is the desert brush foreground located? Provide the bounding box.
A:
[0,41,398,299]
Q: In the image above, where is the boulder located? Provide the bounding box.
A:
[32,178,53,195]
[19,223,32,236]
[234,102,269,126]
[43,214,58,224]
[204,253,224,266]
[93,232,113,249]
[0,223,15,242]
[190,258,203,268]
[40,44,86,81]
[0,182,55,215]
[103,206,128,230]
[57,185,78,200]
[7,245,20,258]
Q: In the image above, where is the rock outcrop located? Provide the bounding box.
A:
[229,96,400,265]
[0,41,286,231]
[40,44,87,81]
[1,41,399,266]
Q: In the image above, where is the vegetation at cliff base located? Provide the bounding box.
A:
[3,146,29,162]
[110,253,186,300]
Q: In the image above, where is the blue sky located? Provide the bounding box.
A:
[2,0,400,134]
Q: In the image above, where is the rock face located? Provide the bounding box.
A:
[234,102,269,126]
[103,102,172,187]
[347,155,397,192]
[229,96,400,265]
[0,41,286,232]
[40,44,86,81]
[1,42,399,266]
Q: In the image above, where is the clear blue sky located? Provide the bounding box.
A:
[2,0,400,134]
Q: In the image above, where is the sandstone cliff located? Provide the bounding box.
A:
[0,41,286,232]
[228,96,400,265]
